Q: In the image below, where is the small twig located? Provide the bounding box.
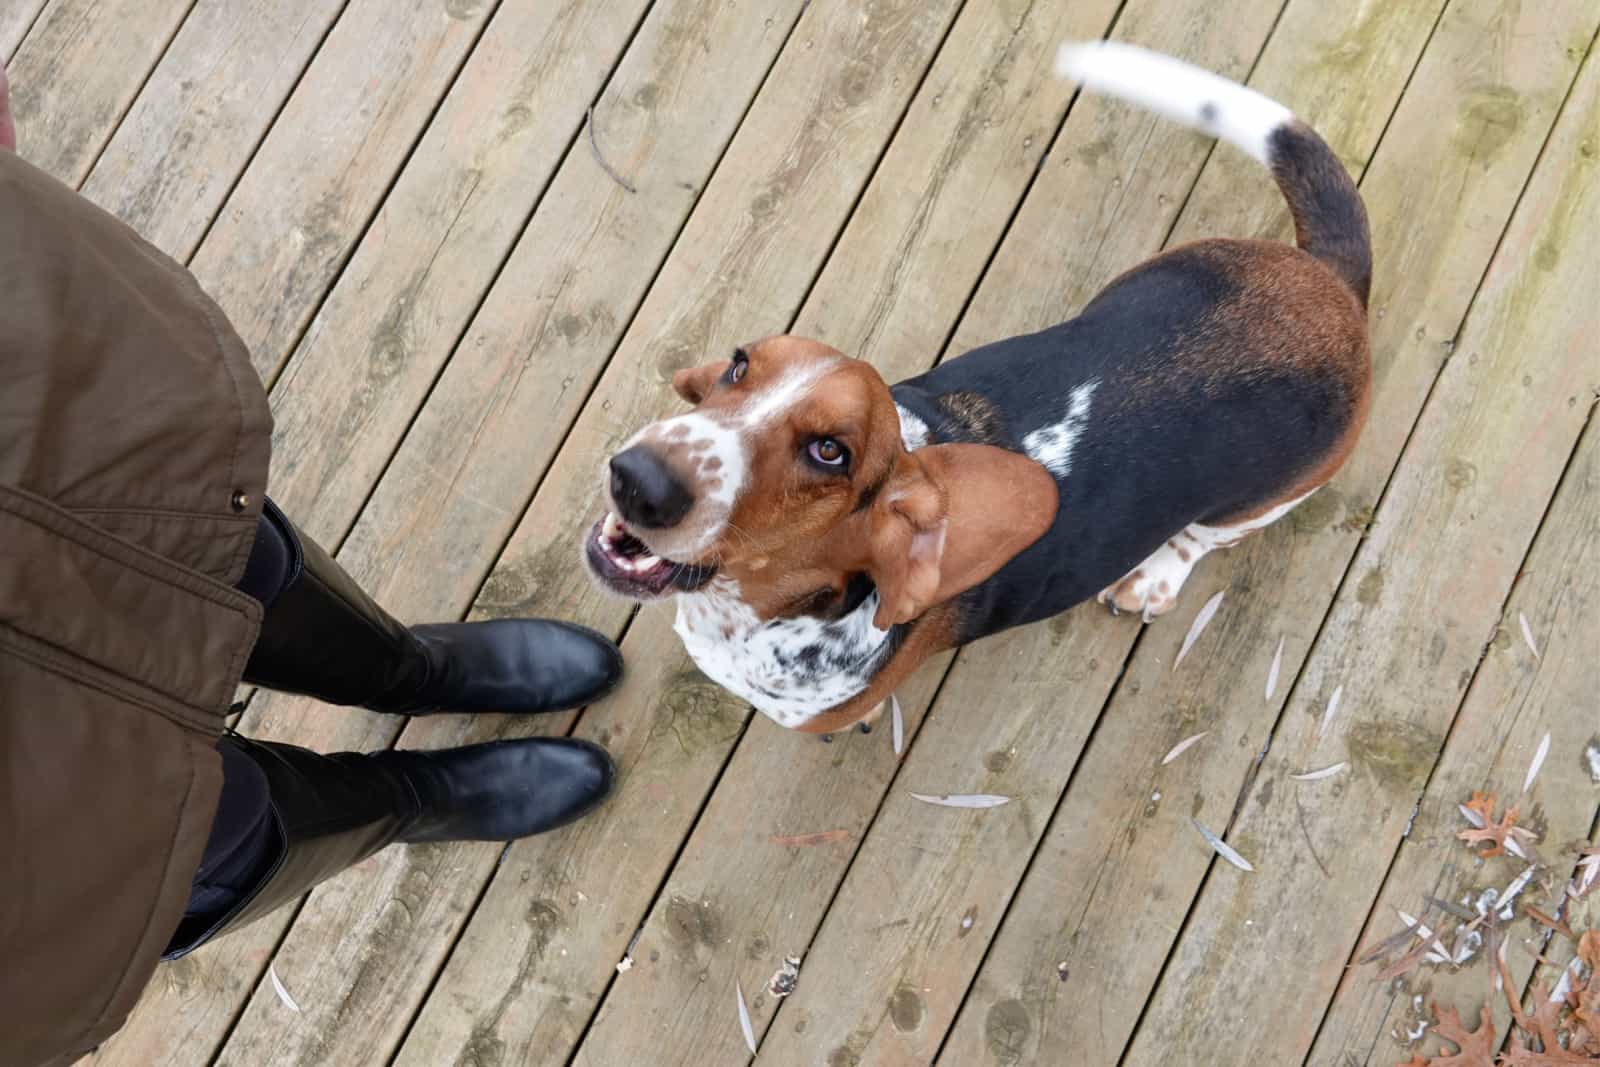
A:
[1426,896,1478,923]
[1296,798,1331,878]
[587,106,637,193]
[1524,905,1575,940]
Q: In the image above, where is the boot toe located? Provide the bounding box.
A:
[528,621,624,710]
[409,619,624,714]
[395,738,616,843]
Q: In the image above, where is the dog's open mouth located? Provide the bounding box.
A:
[584,512,717,599]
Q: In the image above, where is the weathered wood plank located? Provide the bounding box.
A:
[84,3,501,1062]
[388,2,972,1060]
[257,0,653,545]
[565,0,1129,1060]
[221,2,963,1064]
[1120,35,1600,1064]
[938,2,1600,1063]
[1310,421,1599,1065]
[79,0,346,260]
[6,0,193,183]
[188,1,811,1064]
[0,0,48,61]
[185,0,495,384]
[1509,818,1599,1060]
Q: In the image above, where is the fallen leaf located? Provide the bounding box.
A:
[1575,852,1600,898]
[1266,635,1285,702]
[1523,731,1550,794]
[910,792,1010,808]
[1318,685,1344,738]
[1191,818,1254,872]
[736,981,756,1054]
[1174,590,1224,670]
[1400,1003,1496,1067]
[1460,792,1491,829]
[1518,612,1540,659]
[890,693,904,756]
[1456,793,1537,859]
[1161,731,1208,766]
[1580,929,1600,969]
[270,964,302,1014]
[769,829,849,847]
[1290,762,1348,781]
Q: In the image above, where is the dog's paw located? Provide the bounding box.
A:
[1098,569,1179,622]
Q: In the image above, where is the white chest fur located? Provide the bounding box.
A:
[673,579,892,729]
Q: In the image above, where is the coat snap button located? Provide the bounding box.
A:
[230,491,250,512]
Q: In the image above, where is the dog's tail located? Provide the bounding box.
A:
[1056,40,1371,307]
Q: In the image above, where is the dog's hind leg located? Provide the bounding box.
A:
[1098,490,1316,622]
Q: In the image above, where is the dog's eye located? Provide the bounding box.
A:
[725,349,749,385]
[806,437,849,469]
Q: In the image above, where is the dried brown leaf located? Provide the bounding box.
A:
[1456,793,1536,859]
[1407,1003,1497,1067]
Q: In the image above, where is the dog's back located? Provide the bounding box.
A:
[894,43,1372,644]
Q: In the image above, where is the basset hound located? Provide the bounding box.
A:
[584,41,1372,735]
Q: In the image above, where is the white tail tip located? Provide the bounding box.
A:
[1055,40,1293,165]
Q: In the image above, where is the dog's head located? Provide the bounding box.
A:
[584,335,1058,629]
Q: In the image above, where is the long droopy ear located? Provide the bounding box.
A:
[865,444,1059,629]
[672,361,727,404]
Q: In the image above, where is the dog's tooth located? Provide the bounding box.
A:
[604,512,624,539]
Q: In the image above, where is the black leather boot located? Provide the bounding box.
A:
[165,732,614,957]
[239,499,622,714]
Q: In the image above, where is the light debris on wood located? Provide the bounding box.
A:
[1289,762,1348,781]
[1584,738,1600,783]
[767,956,800,999]
[1397,910,1452,961]
[1265,635,1284,702]
[1191,818,1254,872]
[1174,590,1224,670]
[1317,685,1343,738]
[890,693,904,755]
[269,964,301,1014]
[1572,850,1599,898]
[1522,731,1550,793]
[909,792,1010,808]
[1499,864,1538,914]
[736,980,756,1054]
[1160,731,1207,765]
[1517,611,1540,659]
[616,956,633,974]
[769,829,849,847]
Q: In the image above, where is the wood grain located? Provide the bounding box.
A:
[0,0,48,61]
[80,0,347,260]
[1119,34,1600,1063]
[186,0,495,384]
[6,0,193,183]
[1310,423,1599,1063]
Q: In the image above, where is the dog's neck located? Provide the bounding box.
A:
[671,403,934,730]
[672,576,898,729]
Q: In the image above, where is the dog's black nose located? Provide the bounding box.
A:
[609,446,694,529]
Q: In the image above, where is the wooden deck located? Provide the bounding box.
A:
[11,0,1596,1062]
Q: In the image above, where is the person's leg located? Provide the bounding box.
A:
[167,732,612,957]
[239,498,622,714]
[169,504,623,956]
